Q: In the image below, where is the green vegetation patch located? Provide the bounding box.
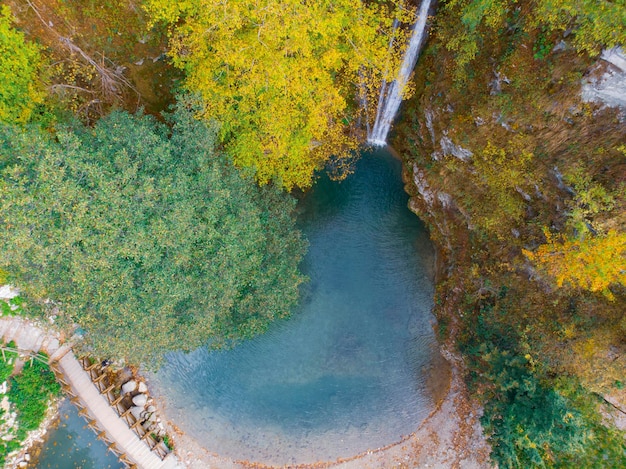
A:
[0,346,60,465]
[8,358,61,439]
[0,96,308,366]
[462,299,626,468]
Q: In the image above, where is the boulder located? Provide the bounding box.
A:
[0,285,19,300]
[129,406,144,420]
[132,394,148,407]
[137,381,148,393]
[121,380,137,394]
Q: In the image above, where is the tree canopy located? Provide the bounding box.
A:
[524,229,626,301]
[0,5,45,124]
[145,0,412,189]
[443,0,626,77]
[0,99,307,365]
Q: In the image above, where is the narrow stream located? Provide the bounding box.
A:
[149,148,441,465]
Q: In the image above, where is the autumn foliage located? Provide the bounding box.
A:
[0,5,45,124]
[145,0,413,189]
[524,230,626,300]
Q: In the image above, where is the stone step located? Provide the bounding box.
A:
[3,320,21,343]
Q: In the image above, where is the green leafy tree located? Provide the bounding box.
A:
[443,0,626,76]
[533,0,626,54]
[0,98,307,365]
[478,346,589,467]
[444,0,512,73]
[0,5,45,124]
[145,0,413,189]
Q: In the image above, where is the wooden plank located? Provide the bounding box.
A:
[0,317,183,469]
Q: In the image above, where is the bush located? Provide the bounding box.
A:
[479,345,588,467]
[8,359,61,436]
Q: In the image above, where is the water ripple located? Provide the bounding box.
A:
[150,150,441,465]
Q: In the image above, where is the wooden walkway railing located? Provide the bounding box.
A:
[77,357,170,459]
[0,316,183,469]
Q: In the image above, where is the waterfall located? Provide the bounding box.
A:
[368,0,432,146]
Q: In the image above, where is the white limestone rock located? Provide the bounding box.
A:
[129,406,144,420]
[132,394,148,407]
[121,380,137,394]
[439,135,473,162]
[0,286,19,300]
[582,46,626,110]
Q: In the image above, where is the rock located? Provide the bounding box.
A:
[24,453,31,461]
[602,46,626,72]
[132,394,148,407]
[130,406,144,420]
[413,165,435,208]
[425,109,436,145]
[137,381,148,393]
[18,462,27,468]
[440,135,473,162]
[491,70,510,94]
[122,380,137,394]
[146,405,156,413]
[0,285,19,300]
[437,192,453,209]
[552,40,567,53]
[582,47,626,110]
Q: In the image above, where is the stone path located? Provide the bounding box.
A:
[0,315,183,469]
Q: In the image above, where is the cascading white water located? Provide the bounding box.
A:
[368,0,432,146]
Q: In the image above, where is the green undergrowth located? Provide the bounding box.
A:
[395,1,626,467]
[460,294,626,468]
[1,296,24,317]
[0,343,61,465]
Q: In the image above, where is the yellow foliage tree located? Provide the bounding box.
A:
[0,5,45,124]
[145,0,412,189]
[524,229,626,300]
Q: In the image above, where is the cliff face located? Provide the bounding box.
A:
[394,4,626,466]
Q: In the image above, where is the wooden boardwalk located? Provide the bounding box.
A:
[0,316,183,469]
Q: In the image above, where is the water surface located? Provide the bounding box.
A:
[35,399,124,469]
[150,149,439,465]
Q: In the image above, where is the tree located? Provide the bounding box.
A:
[443,0,626,77]
[533,0,626,54]
[524,229,626,300]
[0,98,307,365]
[0,5,45,124]
[478,345,589,468]
[145,0,412,189]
